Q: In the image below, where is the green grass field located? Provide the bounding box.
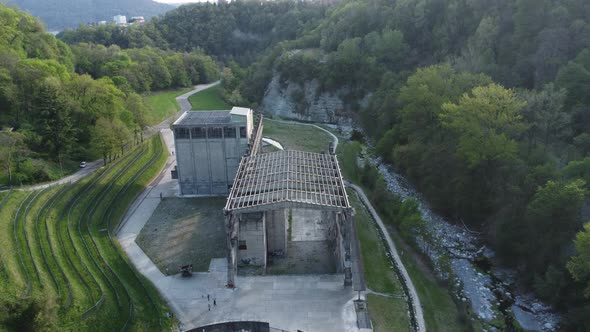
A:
[0,135,174,331]
[143,88,193,125]
[367,294,412,332]
[391,228,478,332]
[262,120,333,153]
[349,190,410,331]
[350,189,401,295]
[188,84,230,110]
[335,138,476,332]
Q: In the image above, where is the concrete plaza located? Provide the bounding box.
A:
[161,259,358,331]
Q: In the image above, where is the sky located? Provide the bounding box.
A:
[154,0,216,3]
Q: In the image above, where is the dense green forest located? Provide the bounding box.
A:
[63,0,590,328]
[9,0,590,329]
[0,4,219,186]
[58,1,331,64]
[242,0,590,329]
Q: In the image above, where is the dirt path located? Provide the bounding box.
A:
[17,82,220,192]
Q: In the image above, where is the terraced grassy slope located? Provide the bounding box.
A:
[0,135,173,331]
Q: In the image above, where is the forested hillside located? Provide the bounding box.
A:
[236,0,590,329]
[2,0,172,31]
[12,0,590,329]
[0,4,219,186]
[58,1,331,64]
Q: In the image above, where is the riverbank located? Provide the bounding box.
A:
[324,123,560,331]
[369,156,559,330]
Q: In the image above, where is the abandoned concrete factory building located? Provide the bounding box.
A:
[173,108,353,287]
[173,107,254,195]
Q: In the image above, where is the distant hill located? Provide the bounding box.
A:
[2,0,173,31]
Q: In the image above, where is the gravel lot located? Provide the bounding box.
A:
[136,197,226,274]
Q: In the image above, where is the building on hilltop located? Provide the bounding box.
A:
[113,15,127,26]
[172,107,255,196]
[129,16,145,25]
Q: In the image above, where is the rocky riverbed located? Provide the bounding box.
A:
[368,156,560,331]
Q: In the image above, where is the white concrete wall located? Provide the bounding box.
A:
[238,214,266,267]
[174,125,248,195]
[291,209,331,241]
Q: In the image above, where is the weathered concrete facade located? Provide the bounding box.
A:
[173,107,253,196]
[234,208,348,272]
[227,206,353,286]
[224,150,353,287]
[265,209,288,256]
[237,212,267,267]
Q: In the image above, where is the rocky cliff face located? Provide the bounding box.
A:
[260,74,361,125]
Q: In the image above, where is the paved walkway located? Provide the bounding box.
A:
[144,81,220,139]
[175,81,219,116]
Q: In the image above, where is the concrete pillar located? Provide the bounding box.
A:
[343,211,353,287]
[343,211,352,261]
[262,212,267,271]
[226,214,238,287]
[205,127,213,195]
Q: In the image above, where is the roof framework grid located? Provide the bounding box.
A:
[173,111,233,126]
[224,150,351,213]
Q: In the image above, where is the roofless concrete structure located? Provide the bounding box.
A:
[224,150,353,287]
[172,107,354,287]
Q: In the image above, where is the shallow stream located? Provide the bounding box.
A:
[366,155,560,331]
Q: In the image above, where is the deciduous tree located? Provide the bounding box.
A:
[92,118,117,165]
[525,180,586,273]
[440,84,526,168]
[0,130,26,185]
[568,223,590,298]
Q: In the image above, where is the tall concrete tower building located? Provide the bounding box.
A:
[172,107,254,196]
